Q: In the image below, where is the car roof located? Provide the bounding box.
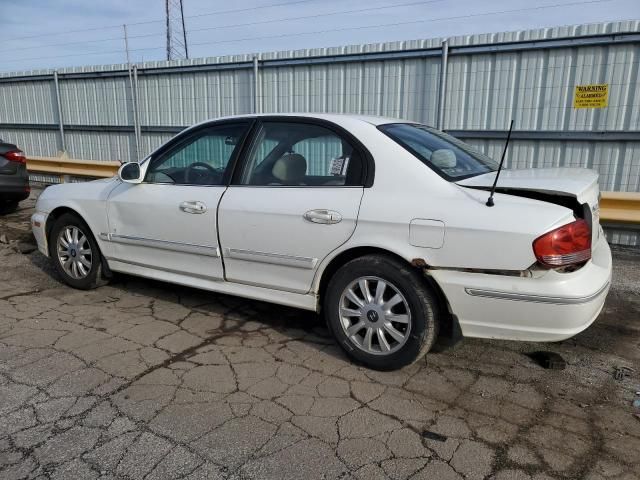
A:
[196,113,407,127]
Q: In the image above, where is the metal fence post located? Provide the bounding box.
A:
[126,65,139,162]
[253,56,260,114]
[52,71,66,153]
[132,65,142,161]
[123,23,139,162]
[437,38,449,130]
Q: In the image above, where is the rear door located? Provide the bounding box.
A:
[218,119,368,294]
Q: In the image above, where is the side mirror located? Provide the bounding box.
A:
[431,149,457,169]
[118,162,142,184]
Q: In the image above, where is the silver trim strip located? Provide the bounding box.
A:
[106,257,221,280]
[465,281,610,305]
[226,248,317,270]
[102,233,220,257]
[222,276,308,295]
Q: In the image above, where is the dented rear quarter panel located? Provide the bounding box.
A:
[316,123,577,278]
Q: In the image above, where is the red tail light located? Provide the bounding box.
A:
[533,219,591,268]
[4,150,26,164]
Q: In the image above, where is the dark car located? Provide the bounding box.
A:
[0,139,30,214]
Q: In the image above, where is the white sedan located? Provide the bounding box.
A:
[31,114,612,370]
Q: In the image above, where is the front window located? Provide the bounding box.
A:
[379,123,498,180]
[145,123,248,185]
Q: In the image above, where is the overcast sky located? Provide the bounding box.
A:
[1,0,638,73]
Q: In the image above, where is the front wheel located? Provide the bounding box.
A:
[324,254,439,370]
[50,213,109,290]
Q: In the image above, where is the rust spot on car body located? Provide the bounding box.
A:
[411,258,429,268]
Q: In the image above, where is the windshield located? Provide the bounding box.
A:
[379,123,498,180]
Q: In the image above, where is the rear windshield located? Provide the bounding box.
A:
[379,123,498,181]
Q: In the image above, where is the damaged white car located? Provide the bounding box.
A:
[31,114,612,370]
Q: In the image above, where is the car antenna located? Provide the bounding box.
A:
[486,119,514,207]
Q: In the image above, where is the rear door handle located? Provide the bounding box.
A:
[303,209,342,224]
[179,201,207,214]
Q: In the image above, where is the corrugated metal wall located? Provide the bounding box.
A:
[0,20,639,245]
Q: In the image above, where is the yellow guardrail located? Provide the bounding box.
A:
[599,192,640,224]
[27,156,120,180]
[25,156,640,225]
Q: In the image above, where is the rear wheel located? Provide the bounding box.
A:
[50,213,108,290]
[324,254,439,370]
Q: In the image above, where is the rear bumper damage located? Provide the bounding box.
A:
[429,235,612,342]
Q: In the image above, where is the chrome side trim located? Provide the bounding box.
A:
[226,248,317,270]
[106,257,221,280]
[222,276,308,295]
[465,281,610,305]
[103,233,219,257]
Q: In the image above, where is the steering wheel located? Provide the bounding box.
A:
[185,162,221,184]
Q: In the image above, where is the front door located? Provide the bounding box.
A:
[106,121,250,281]
[218,120,367,294]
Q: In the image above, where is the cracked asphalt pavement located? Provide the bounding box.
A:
[1,189,639,480]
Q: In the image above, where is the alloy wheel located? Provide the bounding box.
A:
[56,225,93,279]
[338,276,412,355]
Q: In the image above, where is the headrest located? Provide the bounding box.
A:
[272,153,307,184]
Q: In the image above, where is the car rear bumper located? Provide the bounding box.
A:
[430,236,612,342]
[0,166,30,201]
[31,212,49,257]
[0,183,30,201]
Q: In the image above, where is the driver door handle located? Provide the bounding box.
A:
[179,201,207,214]
[303,209,342,224]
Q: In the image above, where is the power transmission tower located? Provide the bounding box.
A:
[165,0,189,60]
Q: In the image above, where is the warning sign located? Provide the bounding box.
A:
[573,84,608,109]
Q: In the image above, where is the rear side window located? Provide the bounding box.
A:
[379,123,498,181]
[239,122,364,186]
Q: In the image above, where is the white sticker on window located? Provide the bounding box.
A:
[330,157,344,175]
[330,156,350,176]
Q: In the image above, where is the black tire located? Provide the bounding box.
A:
[49,213,109,290]
[0,200,19,215]
[324,254,439,370]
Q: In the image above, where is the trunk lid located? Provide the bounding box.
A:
[456,167,602,246]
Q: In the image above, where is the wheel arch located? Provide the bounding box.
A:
[46,205,113,278]
[45,206,85,246]
[316,246,453,328]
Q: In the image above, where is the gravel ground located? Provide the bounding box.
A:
[0,188,639,480]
